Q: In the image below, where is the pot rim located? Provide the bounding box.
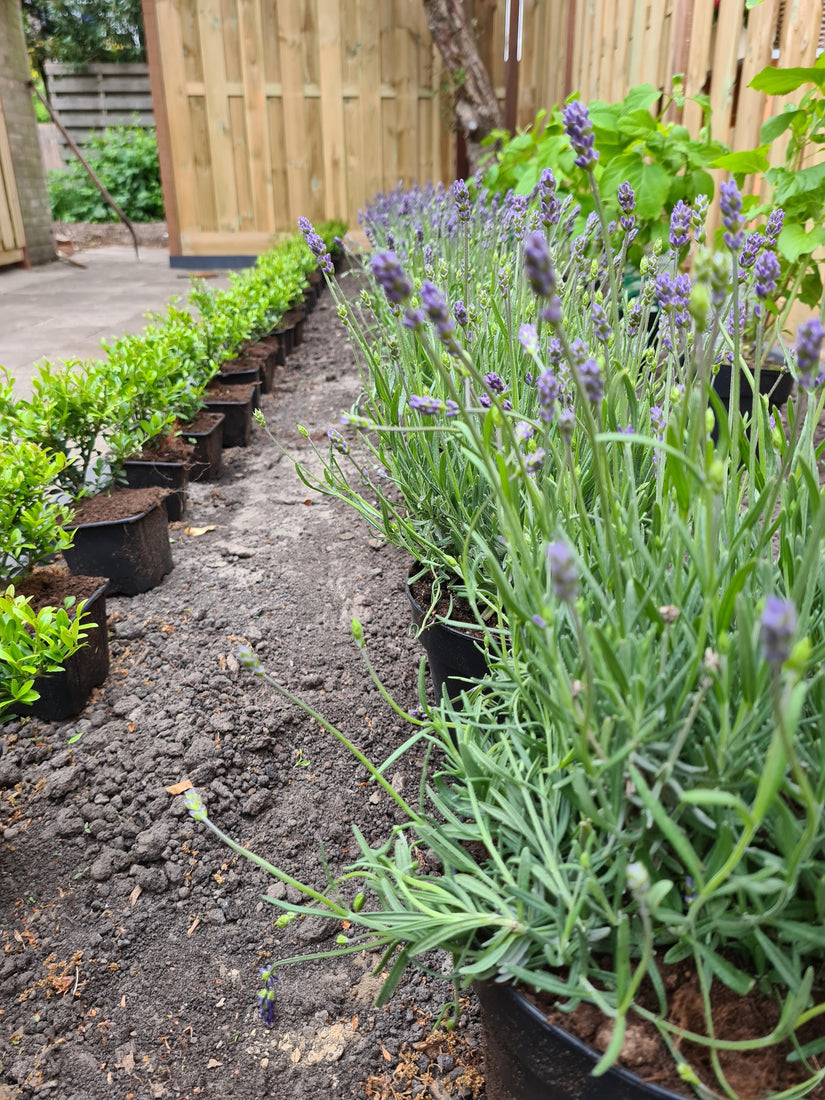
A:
[68,497,167,531]
[477,980,686,1100]
[405,563,487,642]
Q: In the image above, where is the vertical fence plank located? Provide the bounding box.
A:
[237,0,274,232]
[153,0,199,238]
[317,0,348,219]
[276,0,311,228]
[682,0,713,134]
[736,0,780,151]
[142,0,181,254]
[358,0,382,205]
[709,0,744,148]
[197,0,240,230]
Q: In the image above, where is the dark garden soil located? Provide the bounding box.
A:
[0,282,487,1100]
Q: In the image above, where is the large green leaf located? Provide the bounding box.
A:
[599,155,671,220]
[749,66,825,95]
[622,83,660,113]
[779,223,825,263]
[711,148,769,174]
[760,109,806,144]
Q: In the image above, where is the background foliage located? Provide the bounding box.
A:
[47,123,164,223]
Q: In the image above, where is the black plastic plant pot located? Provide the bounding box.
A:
[406,570,489,704]
[64,500,173,597]
[274,325,294,357]
[182,411,225,482]
[711,362,794,415]
[218,363,260,390]
[203,383,256,448]
[123,458,188,522]
[12,582,110,722]
[474,981,684,1100]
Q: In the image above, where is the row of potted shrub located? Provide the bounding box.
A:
[0,221,344,722]
[185,77,825,1100]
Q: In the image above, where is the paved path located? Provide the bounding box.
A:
[0,247,230,399]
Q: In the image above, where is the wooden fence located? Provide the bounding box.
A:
[142,0,825,260]
[45,62,154,152]
[0,97,26,267]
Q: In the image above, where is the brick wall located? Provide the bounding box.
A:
[0,0,55,266]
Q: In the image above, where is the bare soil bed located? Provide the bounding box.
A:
[0,278,486,1100]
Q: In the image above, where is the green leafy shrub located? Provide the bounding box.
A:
[0,442,74,580]
[0,587,93,717]
[47,123,163,223]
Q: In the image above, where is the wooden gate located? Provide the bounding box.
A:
[0,98,26,267]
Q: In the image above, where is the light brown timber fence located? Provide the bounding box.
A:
[142,0,824,260]
[0,97,26,267]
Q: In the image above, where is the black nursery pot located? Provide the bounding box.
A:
[13,582,110,722]
[406,569,489,703]
[475,981,684,1100]
[182,411,225,482]
[64,499,173,597]
[711,362,794,416]
[123,458,188,522]
[203,382,257,448]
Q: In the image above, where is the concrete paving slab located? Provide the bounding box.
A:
[0,247,231,399]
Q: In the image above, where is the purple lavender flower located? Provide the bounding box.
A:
[524,448,546,476]
[298,216,334,274]
[557,406,575,441]
[719,179,744,252]
[591,301,611,343]
[760,596,797,667]
[423,244,434,268]
[453,299,469,328]
[579,358,604,404]
[514,420,534,443]
[327,428,349,455]
[754,250,780,302]
[562,101,599,170]
[524,231,559,312]
[795,318,824,389]
[626,301,643,338]
[371,251,412,305]
[531,613,547,629]
[617,181,636,234]
[452,178,471,223]
[669,200,691,250]
[519,323,539,355]
[691,194,710,243]
[539,168,560,227]
[547,541,579,602]
[420,281,460,353]
[548,338,563,367]
[740,232,764,272]
[536,368,560,423]
[409,394,450,416]
[764,208,784,249]
[484,372,508,394]
[258,966,278,1026]
[649,405,665,434]
[402,307,426,331]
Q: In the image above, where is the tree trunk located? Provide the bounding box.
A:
[423,0,504,176]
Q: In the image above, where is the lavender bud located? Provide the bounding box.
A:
[760,595,797,667]
[579,357,604,404]
[591,301,611,343]
[371,251,412,305]
[557,406,575,441]
[452,178,471,223]
[562,101,599,170]
[719,179,744,252]
[327,428,349,455]
[754,250,780,301]
[519,323,539,355]
[547,541,579,602]
[669,200,691,250]
[536,368,560,423]
[524,448,546,477]
[764,208,784,249]
[795,318,824,389]
[524,231,557,299]
[420,281,459,353]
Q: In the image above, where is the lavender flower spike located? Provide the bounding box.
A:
[371,251,412,306]
[669,200,691,251]
[795,318,824,390]
[547,541,579,603]
[760,596,797,668]
[719,179,744,252]
[524,231,557,299]
[420,281,460,353]
[562,100,599,170]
